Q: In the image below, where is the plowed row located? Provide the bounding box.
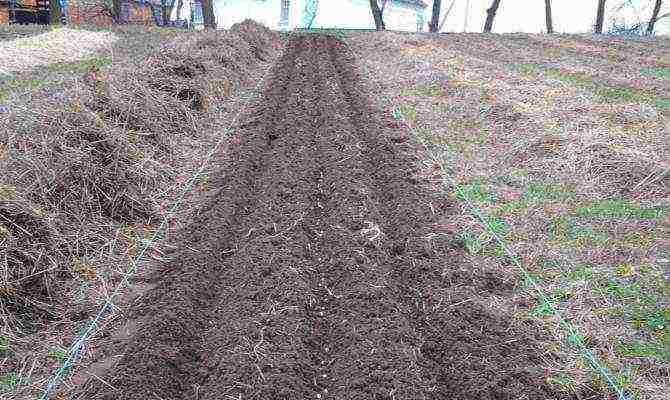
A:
[77,35,596,400]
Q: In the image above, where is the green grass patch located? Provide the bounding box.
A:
[45,55,112,74]
[593,278,642,301]
[543,68,658,106]
[484,215,508,236]
[594,86,653,104]
[549,217,610,247]
[456,231,485,254]
[0,336,8,355]
[654,97,670,111]
[398,104,417,125]
[569,227,611,248]
[550,288,574,302]
[494,199,529,216]
[0,77,47,100]
[0,372,20,392]
[47,346,68,362]
[524,182,576,202]
[573,200,665,220]
[606,367,640,400]
[522,272,544,288]
[531,298,557,317]
[630,307,668,333]
[454,178,496,204]
[545,68,594,87]
[546,372,577,393]
[566,331,588,348]
[456,216,509,257]
[513,63,541,77]
[401,83,443,97]
[641,67,670,79]
[564,264,595,282]
[616,339,669,362]
[614,263,634,278]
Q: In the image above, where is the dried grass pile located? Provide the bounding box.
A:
[0,20,280,334]
[0,200,64,331]
[573,141,670,198]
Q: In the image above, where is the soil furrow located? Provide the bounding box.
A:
[76,34,595,400]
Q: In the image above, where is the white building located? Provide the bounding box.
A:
[171,0,428,32]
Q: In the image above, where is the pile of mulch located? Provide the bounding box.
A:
[0,19,281,337]
[0,200,64,331]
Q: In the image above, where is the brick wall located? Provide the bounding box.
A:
[122,2,153,25]
[0,4,8,25]
[67,0,155,27]
[67,1,114,27]
[0,0,156,26]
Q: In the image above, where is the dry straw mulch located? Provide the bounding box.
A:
[0,21,282,392]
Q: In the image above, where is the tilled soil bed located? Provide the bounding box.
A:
[75,34,599,400]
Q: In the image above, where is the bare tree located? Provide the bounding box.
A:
[50,0,63,24]
[430,0,456,33]
[99,0,123,23]
[545,0,553,33]
[429,0,442,32]
[202,0,216,29]
[483,0,502,33]
[647,0,664,34]
[173,0,184,22]
[161,0,174,26]
[380,0,389,14]
[112,0,123,23]
[438,0,456,31]
[595,0,607,33]
[369,0,386,30]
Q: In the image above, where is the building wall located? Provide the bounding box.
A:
[0,4,9,24]
[67,0,155,27]
[122,2,155,25]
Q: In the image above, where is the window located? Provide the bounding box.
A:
[280,0,289,29]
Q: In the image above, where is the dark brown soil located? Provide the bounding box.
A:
[75,34,599,400]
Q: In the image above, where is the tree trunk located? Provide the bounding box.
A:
[380,0,389,14]
[544,0,553,33]
[429,0,442,33]
[202,0,216,29]
[483,0,502,33]
[647,0,663,35]
[594,0,606,34]
[50,0,63,24]
[174,0,184,21]
[161,0,173,26]
[369,0,385,30]
[112,0,122,23]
